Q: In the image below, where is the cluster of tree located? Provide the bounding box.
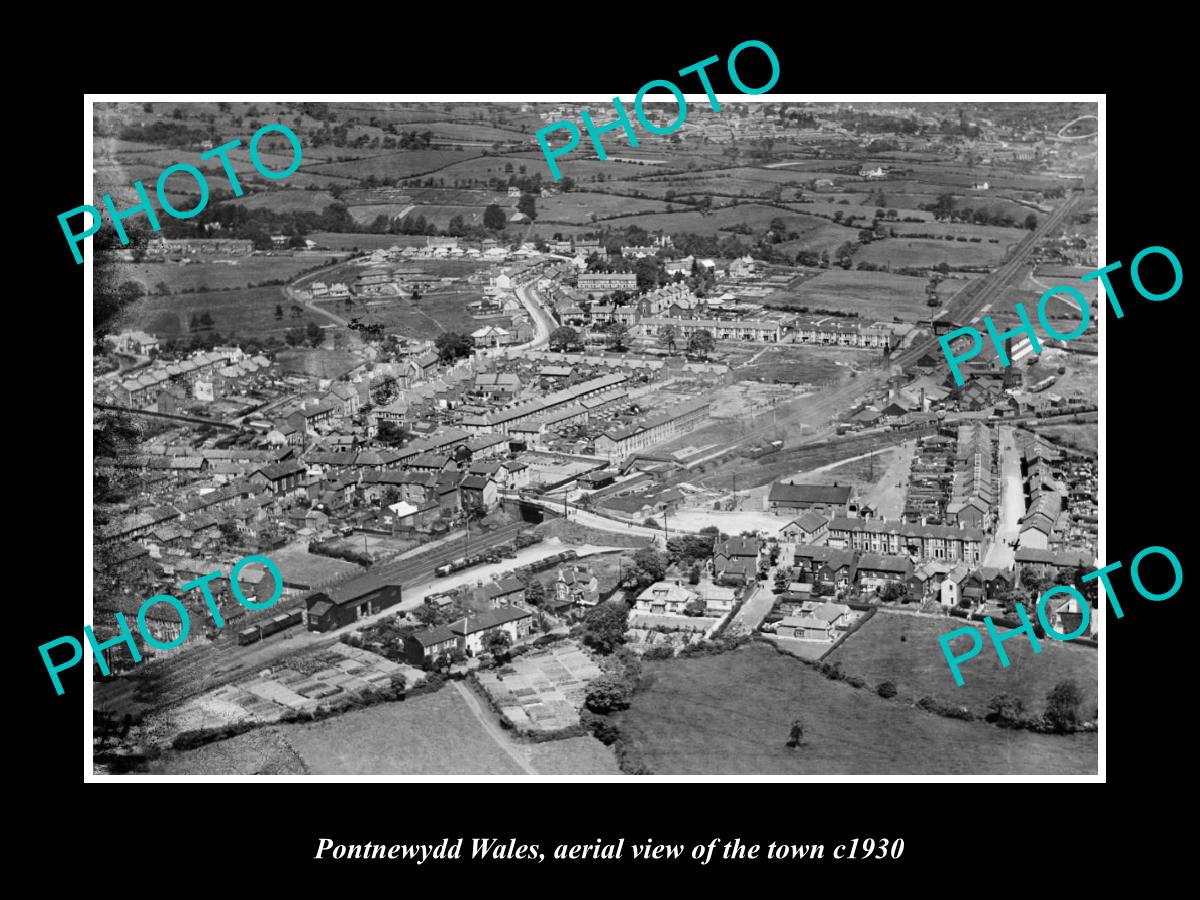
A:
[666,534,717,567]
[986,680,1086,733]
[116,120,212,147]
[580,601,630,655]
[548,325,581,352]
[375,421,413,447]
[93,225,152,338]
[686,330,715,359]
[620,548,668,593]
[434,330,472,362]
[284,321,326,347]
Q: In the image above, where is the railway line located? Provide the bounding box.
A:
[93,516,542,717]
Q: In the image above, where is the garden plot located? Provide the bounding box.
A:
[475,640,603,732]
[143,644,423,742]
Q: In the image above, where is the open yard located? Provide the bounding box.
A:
[826,610,1098,720]
[732,344,868,386]
[613,642,1097,774]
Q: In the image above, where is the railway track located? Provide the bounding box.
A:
[93,517,541,716]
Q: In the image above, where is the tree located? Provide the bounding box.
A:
[785,717,805,748]
[1024,213,1038,230]
[483,204,506,231]
[987,693,1026,728]
[526,579,547,606]
[688,565,700,586]
[482,629,512,660]
[274,304,284,320]
[434,331,471,362]
[686,329,715,359]
[876,681,898,699]
[517,193,537,221]
[581,601,629,654]
[879,581,906,603]
[305,321,324,346]
[1044,680,1084,732]
[584,676,631,713]
[549,325,579,352]
[683,598,707,617]
[605,321,629,351]
[631,547,666,587]
[660,323,677,352]
[376,421,411,446]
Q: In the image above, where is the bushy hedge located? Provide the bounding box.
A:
[915,695,975,721]
[308,540,373,567]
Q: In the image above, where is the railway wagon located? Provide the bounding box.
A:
[236,609,303,645]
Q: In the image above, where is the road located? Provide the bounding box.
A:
[985,425,1024,569]
[284,257,354,328]
[452,681,537,775]
[514,284,554,350]
[731,581,775,633]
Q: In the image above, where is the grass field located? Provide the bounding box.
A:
[122,284,298,339]
[230,189,338,213]
[598,204,852,247]
[537,191,672,223]
[275,348,363,379]
[733,344,865,385]
[826,611,1098,720]
[767,269,933,321]
[119,257,334,294]
[316,290,496,339]
[856,237,1008,269]
[303,149,482,180]
[1032,423,1098,454]
[308,232,417,250]
[150,685,619,775]
[614,642,1097,774]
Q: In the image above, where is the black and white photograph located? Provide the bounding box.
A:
[82,95,1103,779]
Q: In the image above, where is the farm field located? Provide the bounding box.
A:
[1031,422,1098,454]
[308,232,417,250]
[856,237,1008,269]
[119,256,337,294]
[150,684,619,775]
[275,348,363,379]
[435,154,655,186]
[601,204,852,246]
[317,291,497,339]
[122,284,297,339]
[303,149,481,180]
[767,269,934,321]
[230,189,339,213]
[826,611,1098,720]
[345,202,418,225]
[613,642,1097,774]
[526,736,621,774]
[537,191,672,223]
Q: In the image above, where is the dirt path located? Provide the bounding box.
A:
[452,681,538,776]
